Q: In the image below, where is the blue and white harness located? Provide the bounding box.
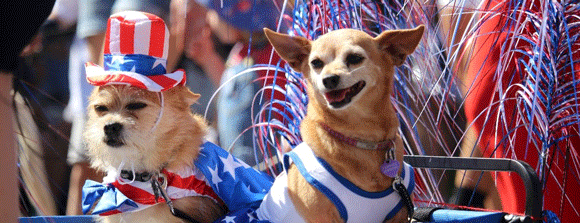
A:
[256,142,415,223]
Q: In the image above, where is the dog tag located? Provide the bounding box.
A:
[380,159,400,178]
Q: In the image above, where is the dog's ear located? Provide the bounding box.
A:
[375,25,425,66]
[264,28,311,73]
[182,87,201,106]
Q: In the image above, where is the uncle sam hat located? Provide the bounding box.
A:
[85,11,185,92]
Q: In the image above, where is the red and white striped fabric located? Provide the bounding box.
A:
[99,167,222,216]
[85,11,185,92]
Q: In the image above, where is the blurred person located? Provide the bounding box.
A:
[201,0,284,167]
[0,0,56,221]
[436,0,504,210]
[62,8,96,217]
[173,0,232,134]
[452,0,580,221]
[15,0,81,216]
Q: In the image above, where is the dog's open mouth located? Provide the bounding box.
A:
[105,137,124,147]
[324,81,366,108]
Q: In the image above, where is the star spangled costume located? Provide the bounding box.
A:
[82,161,221,215]
[195,142,274,215]
[82,142,274,216]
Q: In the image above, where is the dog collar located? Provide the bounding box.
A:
[119,170,154,182]
[319,123,400,178]
[319,123,394,150]
[115,169,207,222]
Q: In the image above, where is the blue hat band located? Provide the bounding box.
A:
[104,54,167,76]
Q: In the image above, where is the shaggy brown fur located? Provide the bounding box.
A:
[264,26,424,223]
[84,85,226,222]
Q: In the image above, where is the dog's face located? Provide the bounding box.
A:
[84,85,201,172]
[264,27,424,112]
[306,29,383,110]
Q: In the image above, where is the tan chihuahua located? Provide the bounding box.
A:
[258,26,424,223]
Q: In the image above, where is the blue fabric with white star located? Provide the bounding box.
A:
[104,54,167,76]
[194,142,274,214]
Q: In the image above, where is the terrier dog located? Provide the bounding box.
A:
[84,85,226,223]
[258,26,424,222]
[81,11,226,223]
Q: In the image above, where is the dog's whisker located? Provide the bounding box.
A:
[348,65,366,74]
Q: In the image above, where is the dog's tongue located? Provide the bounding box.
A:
[325,89,348,103]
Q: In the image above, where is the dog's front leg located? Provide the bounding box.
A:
[172,196,227,222]
[287,165,344,223]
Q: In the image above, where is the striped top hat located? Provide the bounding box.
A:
[85,11,185,92]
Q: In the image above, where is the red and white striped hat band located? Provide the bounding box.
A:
[86,11,186,92]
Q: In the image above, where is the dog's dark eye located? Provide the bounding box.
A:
[310,59,324,69]
[346,53,364,66]
[94,105,108,112]
[126,102,147,110]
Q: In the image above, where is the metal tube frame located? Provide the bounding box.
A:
[403,155,542,220]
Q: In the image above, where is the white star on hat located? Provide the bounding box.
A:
[111,55,125,65]
[152,58,165,69]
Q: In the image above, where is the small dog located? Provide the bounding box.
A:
[259,26,424,222]
[84,84,226,223]
[81,11,227,223]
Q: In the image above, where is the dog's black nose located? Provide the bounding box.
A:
[104,123,123,137]
[322,75,340,89]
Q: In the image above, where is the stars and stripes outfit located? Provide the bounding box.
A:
[82,142,274,218]
[83,163,221,216]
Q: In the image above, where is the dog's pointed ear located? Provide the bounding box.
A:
[264,28,311,73]
[182,88,200,106]
[375,25,425,66]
